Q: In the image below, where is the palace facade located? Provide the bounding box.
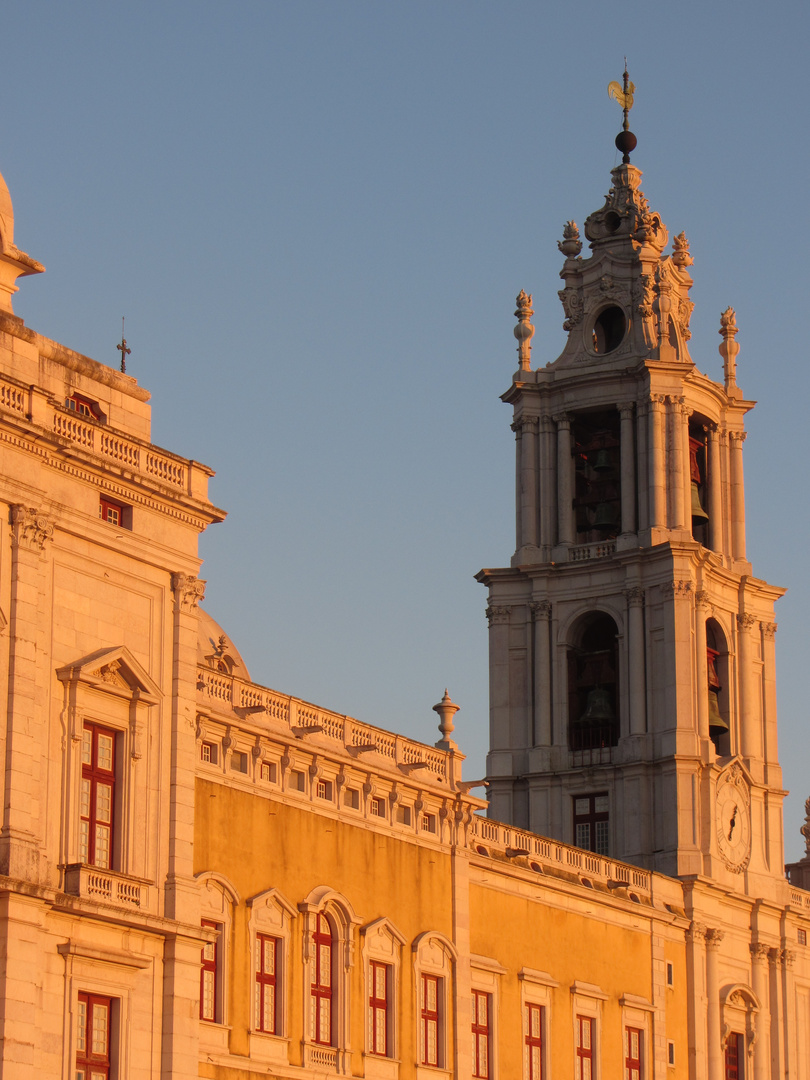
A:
[0,117,808,1080]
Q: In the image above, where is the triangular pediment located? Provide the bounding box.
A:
[56,645,162,703]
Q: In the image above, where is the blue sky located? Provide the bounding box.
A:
[4,2,809,859]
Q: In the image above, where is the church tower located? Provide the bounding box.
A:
[476,85,785,888]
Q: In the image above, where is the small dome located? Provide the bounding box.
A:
[197,607,251,682]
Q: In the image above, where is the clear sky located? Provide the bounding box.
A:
[3,1,809,860]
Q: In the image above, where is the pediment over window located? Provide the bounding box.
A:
[57,645,162,704]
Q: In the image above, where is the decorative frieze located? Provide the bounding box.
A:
[661,580,692,597]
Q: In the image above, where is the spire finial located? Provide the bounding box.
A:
[608,63,637,163]
[513,291,535,372]
[719,307,740,394]
[433,689,460,750]
[117,317,131,374]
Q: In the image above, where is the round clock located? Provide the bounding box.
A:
[716,781,751,871]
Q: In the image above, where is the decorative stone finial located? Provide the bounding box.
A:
[802,797,810,858]
[671,232,694,269]
[719,307,740,393]
[433,689,460,750]
[513,290,535,372]
[558,221,582,258]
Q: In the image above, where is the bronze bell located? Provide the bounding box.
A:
[691,482,709,526]
[593,448,613,472]
[579,686,615,724]
[593,502,617,530]
[708,690,729,733]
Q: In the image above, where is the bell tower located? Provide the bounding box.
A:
[476,84,785,888]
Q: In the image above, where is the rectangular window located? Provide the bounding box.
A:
[66,393,100,419]
[575,1015,594,1080]
[524,1002,543,1079]
[471,990,490,1078]
[231,751,248,773]
[666,961,674,986]
[368,960,389,1057]
[80,724,116,870]
[625,1027,642,1080]
[370,796,385,818]
[573,794,609,855]
[260,761,276,783]
[724,1033,744,1080]
[200,920,220,1022]
[422,812,437,833]
[344,788,360,809]
[99,497,129,529]
[799,929,807,946]
[254,934,278,1034]
[290,769,306,792]
[668,1041,675,1066]
[420,973,441,1067]
[311,913,332,1045]
[316,779,332,801]
[76,992,112,1080]
[396,804,411,825]
[200,741,217,765]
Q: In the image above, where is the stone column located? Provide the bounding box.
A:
[730,431,747,561]
[769,947,785,1079]
[706,424,723,555]
[648,396,666,529]
[626,587,646,736]
[682,403,694,534]
[686,922,708,1080]
[705,928,725,1080]
[668,396,686,529]
[749,943,770,1080]
[781,949,797,1079]
[0,506,54,882]
[450,846,473,1080]
[695,592,711,741]
[519,416,539,549]
[539,415,556,552]
[736,613,759,760]
[512,419,522,551]
[487,605,511,753]
[761,622,779,767]
[618,402,636,536]
[531,602,552,747]
[554,413,575,545]
[636,402,649,532]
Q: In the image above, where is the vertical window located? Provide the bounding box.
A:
[576,1015,594,1080]
[724,1033,744,1080]
[420,973,441,1067]
[573,794,609,855]
[625,1027,642,1080]
[370,796,385,818]
[200,919,220,1021]
[524,1003,543,1079]
[316,779,332,800]
[311,913,333,1045]
[368,960,389,1057]
[254,934,278,1034]
[76,992,112,1079]
[200,741,216,764]
[80,724,116,870]
[471,990,490,1078]
[260,761,275,782]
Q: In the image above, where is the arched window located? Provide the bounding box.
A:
[312,913,334,1045]
[707,620,730,753]
[568,613,620,751]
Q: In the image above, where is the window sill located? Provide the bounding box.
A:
[363,1053,400,1079]
[416,1066,451,1080]
[248,1030,290,1065]
[199,1021,231,1054]
[63,863,150,911]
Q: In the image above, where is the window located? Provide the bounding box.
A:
[368,960,390,1057]
[576,1015,594,1080]
[524,1003,543,1079]
[200,919,220,1022]
[724,1033,744,1080]
[799,929,807,946]
[625,1027,642,1080]
[76,992,112,1080]
[422,812,437,833]
[471,990,490,1078]
[396,804,411,825]
[420,973,442,1067]
[344,788,360,809]
[312,913,333,1045]
[260,761,276,783]
[201,741,218,765]
[567,613,620,750]
[370,796,385,818]
[99,497,129,528]
[66,393,100,419]
[80,724,116,870]
[666,962,674,986]
[290,769,306,792]
[255,934,278,1034]
[231,751,248,773]
[667,1042,675,1066]
[574,793,609,855]
[317,779,333,801]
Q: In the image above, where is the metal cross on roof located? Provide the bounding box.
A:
[117,317,131,374]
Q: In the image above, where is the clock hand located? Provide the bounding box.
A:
[728,805,737,841]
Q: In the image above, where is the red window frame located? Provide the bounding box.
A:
[255,933,278,1034]
[625,1026,642,1080]
[725,1033,744,1080]
[66,393,100,419]
[573,793,609,855]
[471,989,490,1078]
[368,960,389,1057]
[420,972,441,1067]
[312,913,333,1045]
[99,497,125,527]
[576,1015,595,1080]
[200,919,219,1021]
[76,991,112,1079]
[80,724,116,870]
[524,1002,543,1080]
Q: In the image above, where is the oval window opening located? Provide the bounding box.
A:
[592,306,626,354]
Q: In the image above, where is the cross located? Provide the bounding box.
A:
[117,317,131,373]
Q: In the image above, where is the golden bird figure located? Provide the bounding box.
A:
[608,79,635,112]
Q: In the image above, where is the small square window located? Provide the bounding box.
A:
[316,779,333,801]
[290,770,306,792]
[344,788,360,809]
[799,929,807,946]
[396,805,411,825]
[421,813,437,834]
[260,761,276,783]
[370,796,386,818]
[231,751,248,774]
[201,742,218,765]
[99,497,130,529]
[666,961,674,986]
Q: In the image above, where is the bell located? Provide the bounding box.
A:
[579,686,615,724]
[708,691,729,733]
[592,448,613,472]
[691,482,709,526]
[593,502,617,530]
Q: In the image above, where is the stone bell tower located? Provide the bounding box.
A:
[476,104,785,888]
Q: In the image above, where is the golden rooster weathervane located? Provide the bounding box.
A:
[608,62,637,164]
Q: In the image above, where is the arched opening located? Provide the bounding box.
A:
[706,619,730,753]
[567,613,620,751]
[591,306,626,354]
[572,409,622,543]
[689,419,710,545]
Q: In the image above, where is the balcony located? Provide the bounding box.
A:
[63,864,149,909]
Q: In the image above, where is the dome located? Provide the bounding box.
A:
[197,607,251,682]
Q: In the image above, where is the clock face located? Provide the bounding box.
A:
[716,782,751,871]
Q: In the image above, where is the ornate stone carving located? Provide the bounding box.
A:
[557,220,582,258]
[801,796,810,857]
[661,580,692,597]
[625,587,644,607]
[677,296,695,341]
[557,286,583,331]
[617,401,635,419]
[552,412,571,427]
[750,943,771,962]
[687,921,707,944]
[632,273,655,318]
[671,231,694,269]
[514,290,536,371]
[728,430,747,444]
[736,613,756,631]
[705,928,725,950]
[172,572,206,610]
[761,622,777,638]
[486,606,511,626]
[530,600,551,620]
[719,307,740,391]
[10,504,54,553]
[511,415,539,434]
[781,949,796,969]
[695,590,712,609]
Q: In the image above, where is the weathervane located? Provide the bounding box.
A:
[117,317,131,374]
[608,62,637,164]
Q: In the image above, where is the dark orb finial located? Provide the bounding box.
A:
[607,63,637,164]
